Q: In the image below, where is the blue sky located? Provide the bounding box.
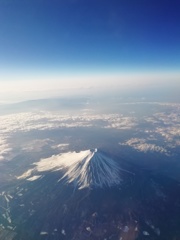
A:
[0,0,179,101]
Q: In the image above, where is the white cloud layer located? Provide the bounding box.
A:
[0,112,137,134]
[0,102,179,161]
[0,111,138,161]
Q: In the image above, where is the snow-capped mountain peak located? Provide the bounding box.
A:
[18,149,123,189]
[60,148,122,189]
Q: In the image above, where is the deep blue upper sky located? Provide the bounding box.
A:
[0,0,180,74]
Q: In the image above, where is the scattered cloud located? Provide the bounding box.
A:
[105,116,137,130]
[144,107,180,148]
[120,138,168,155]
[0,137,14,161]
[51,143,69,150]
[22,139,54,152]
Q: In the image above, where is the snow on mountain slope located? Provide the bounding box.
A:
[18,149,126,189]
